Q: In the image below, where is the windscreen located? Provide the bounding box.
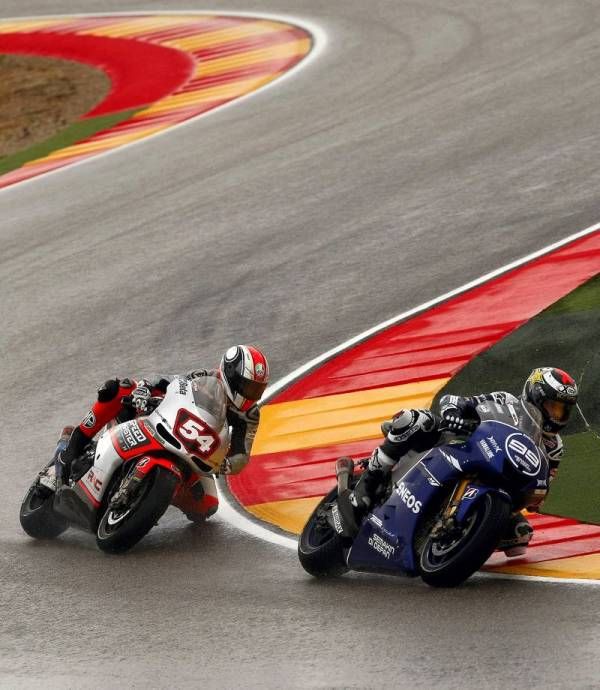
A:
[476,398,543,446]
[190,376,228,429]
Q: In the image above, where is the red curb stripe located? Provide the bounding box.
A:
[192,28,310,61]
[191,60,305,88]
[234,439,378,506]
[273,233,600,402]
[0,15,312,189]
[488,541,600,565]
[0,31,194,116]
[135,18,249,42]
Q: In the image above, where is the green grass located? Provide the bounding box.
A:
[434,272,600,523]
[543,432,600,523]
[0,108,139,176]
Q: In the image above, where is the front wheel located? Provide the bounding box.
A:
[298,488,348,578]
[96,467,177,554]
[417,493,510,588]
[20,482,68,540]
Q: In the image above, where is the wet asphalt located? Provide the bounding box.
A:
[1,1,600,687]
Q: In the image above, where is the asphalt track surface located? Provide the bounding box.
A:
[2,1,600,687]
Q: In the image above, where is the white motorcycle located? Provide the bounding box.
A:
[20,375,231,553]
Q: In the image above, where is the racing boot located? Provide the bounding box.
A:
[498,512,533,557]
[55,425,87,485]
[336,467,386,537]
[38,426,74,493]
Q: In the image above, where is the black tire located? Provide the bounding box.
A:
[96,467,177,554]
[298,488,348,577]
[417,492,511,588]
[20,483,68,540]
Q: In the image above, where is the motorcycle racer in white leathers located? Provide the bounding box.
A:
[53,345,269,521]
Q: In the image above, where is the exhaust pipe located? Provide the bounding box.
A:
[335,457,354,493]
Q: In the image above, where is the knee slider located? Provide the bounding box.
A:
[97,378,120,402]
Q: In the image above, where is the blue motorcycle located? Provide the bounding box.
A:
[298,399,549,587]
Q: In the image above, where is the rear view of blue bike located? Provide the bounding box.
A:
[298,399,549,587]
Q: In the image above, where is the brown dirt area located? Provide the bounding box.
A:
[0,53,110,157]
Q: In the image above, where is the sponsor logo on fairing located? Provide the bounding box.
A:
[369,514,383,528]
[117,421,150,452]
[419,462,442,486]
[331,503,344,534]
[368,533,396,559]
[82,411,96,429]
[419,463,441,487]
[85,468,103,494]
[393,482,422,514]
[178,378,188,395]
[487,436,501,453]
[440,450,462,471]
[478,439,494,460]
[463,487,478,500]
[505,433,541,476]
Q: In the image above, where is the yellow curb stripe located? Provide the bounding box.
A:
[486,553,600,579]
[252,378,449,455]
[0,14,313,190]
[78,17,203,38]
[134,75,281,117]
[195,39,311,77]
[0,19,66,33]
[162,21,287,52]
[246,497,321,534]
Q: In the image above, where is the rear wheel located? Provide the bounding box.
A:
[96,467,177,554]
[298,488,348,577]
[20,482,68,540]
[417,492,510,588]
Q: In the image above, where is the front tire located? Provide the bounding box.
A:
[20,483,68,540]
[298,488,348,578]
[96,467,177,554]
[417,493,510,588]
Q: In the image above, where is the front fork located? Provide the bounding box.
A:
[430,477,471,540]
[110,456,183,510]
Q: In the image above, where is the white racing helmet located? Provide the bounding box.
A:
[219,345,270,412]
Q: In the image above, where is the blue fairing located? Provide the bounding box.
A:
[347,417,546,574]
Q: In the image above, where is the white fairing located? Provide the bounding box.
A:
[79,427,121,503]
[146,376,231,470]
[81,376,230,503]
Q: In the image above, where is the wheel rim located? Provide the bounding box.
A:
[427,512,477,562]
[99,475,151,537]
[106,507,132,527]
[421,497,489,572]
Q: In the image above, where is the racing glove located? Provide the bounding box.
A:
[441,411,478,434]
[220,453,250,475]
[439,395,479,434]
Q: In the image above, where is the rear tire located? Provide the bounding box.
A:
[20,484,68,540]
[96,467,177,554]
[417,492,510,588]
[298,488,348,577]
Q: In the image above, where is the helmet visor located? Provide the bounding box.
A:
[542,399,572,425]
[237,377,268,401]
